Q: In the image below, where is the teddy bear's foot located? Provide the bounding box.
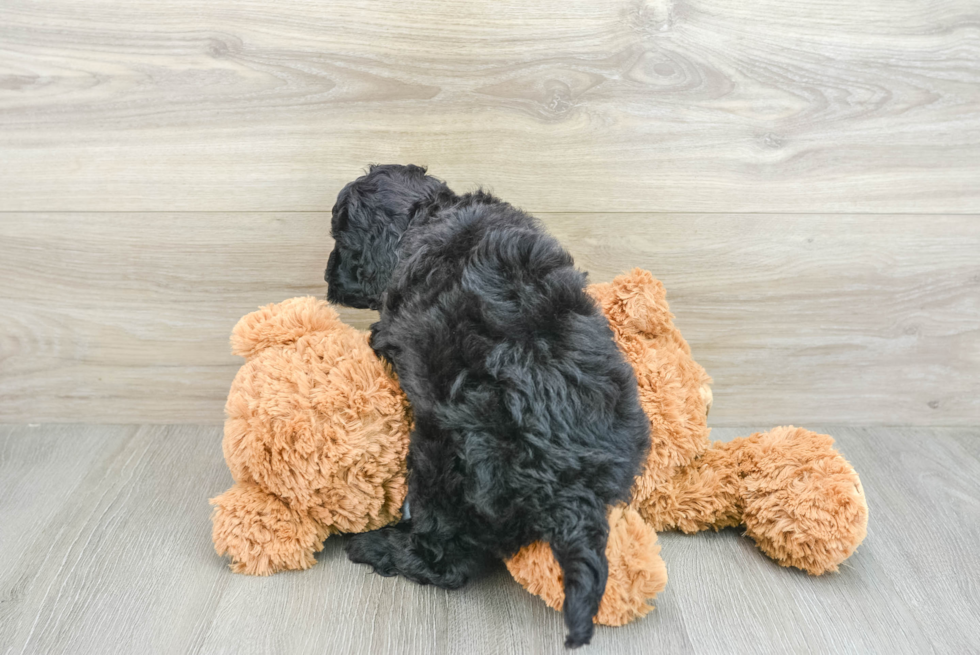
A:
[210,482,331,575]
[740,426,868,575]
[506,505,667,627]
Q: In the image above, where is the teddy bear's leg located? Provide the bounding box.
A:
[736,426,868,575]
[632,444,745,534]
[505,505,668,627]
[634,427,868,574]
[210,482,332,575]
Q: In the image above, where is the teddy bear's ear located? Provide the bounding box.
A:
[230,297,341,359]
[588,268,674,337]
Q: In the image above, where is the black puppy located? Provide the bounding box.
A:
[325,165,650,648]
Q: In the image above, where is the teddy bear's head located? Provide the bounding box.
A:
[222,297,411,533]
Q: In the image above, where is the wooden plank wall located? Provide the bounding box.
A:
[1,0,978,425]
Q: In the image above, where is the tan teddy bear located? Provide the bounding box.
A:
[211,269,868,626]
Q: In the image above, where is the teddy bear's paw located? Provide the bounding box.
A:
[210,482,330,575]
[741,426,869,575]
[597,506,668,625]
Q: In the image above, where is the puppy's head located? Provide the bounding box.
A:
[325,164,451,309]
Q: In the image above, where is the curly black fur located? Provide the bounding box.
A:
[325,165,650,648]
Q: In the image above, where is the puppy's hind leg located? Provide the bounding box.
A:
[345,510,483,589]
[547,490,610,649]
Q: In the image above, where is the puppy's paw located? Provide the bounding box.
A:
[345,531,396,577]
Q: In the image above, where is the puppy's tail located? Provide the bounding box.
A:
[548,493,610,649]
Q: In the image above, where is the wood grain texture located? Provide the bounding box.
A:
[1,0,979,212]
[0,424,977,654]
[1,213,977,425]
[0,425,232,655]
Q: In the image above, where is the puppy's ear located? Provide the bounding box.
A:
[230,297,341,359]
[366,162,427,177]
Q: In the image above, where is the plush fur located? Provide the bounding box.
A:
[209,278,672,624]
[324,164,651,648]
[210,270,868,629]
[213,297,411,575]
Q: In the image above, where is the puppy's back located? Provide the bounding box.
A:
[384,194,650,504]
[375,192,650,647]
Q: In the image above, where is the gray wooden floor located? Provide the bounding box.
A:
[1,425,977,654]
